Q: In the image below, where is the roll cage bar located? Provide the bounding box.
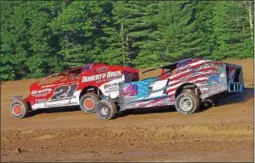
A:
[141,58,193,74]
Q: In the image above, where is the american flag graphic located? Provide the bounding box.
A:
[166,58,221,96]
[121,58,228,110]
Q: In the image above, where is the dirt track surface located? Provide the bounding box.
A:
[1,59,254,162]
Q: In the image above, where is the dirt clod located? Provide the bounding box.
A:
[14,148,22,154]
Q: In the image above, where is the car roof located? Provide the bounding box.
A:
[141,58,194,74]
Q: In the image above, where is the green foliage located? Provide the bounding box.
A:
[210,1,253,60]
[1,1,253,80]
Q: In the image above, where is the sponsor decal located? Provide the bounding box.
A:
[121,83,138,96]
[41,85,55,88]
[104,83,119,93]
[94,67,108,73]
[82,70,122,83]
[208,74,220,85]
[31,88,52,95]
[35,98,47,103]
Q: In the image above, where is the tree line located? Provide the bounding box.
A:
[1,0,254,80]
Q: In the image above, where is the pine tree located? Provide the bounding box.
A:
[102,1,161,67]
[0,1,20,80]
[152,1,198,63]
[212,1,253,60]
[0,1,253,80]
[50,1,113,67]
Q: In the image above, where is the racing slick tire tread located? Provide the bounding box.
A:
[96,99,117,120]
[175,91,200,115]
[79,92,100,113]
[10,100,29,119]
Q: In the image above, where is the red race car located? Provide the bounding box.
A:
[10,63,139,118]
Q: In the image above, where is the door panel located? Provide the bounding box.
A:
[45,82,79,107]
[120,77,169,103]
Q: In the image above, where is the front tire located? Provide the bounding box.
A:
[10,100,29,119]
[79,93,99,113]
[175,91,200,115]
[95,99,117,120]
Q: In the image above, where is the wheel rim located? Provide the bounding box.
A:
[83,98,95,110]
[12,104,22,116]
[101,107,109,116]
[179,97,193,112]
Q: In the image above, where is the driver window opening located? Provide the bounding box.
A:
[139,63,178,80]
[37,68,81,85]
[139,68,161,80]
[68,69,81,80]
[38,73,67,85]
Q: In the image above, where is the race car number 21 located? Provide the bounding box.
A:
[50,84,78,100]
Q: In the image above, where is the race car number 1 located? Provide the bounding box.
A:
[50,84,78,100]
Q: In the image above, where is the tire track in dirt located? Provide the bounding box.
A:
[2,120,253,161]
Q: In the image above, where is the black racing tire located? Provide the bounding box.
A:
[79,92,100,113]
[95,99,117,120]
[175,91,200,115]
[10,100,29,119]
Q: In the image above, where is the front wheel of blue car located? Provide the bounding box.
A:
[175,91,200,115]
[96,99,117,120]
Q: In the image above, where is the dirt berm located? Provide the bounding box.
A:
[1,59,254,162]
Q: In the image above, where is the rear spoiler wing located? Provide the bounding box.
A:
[224,63,242,69]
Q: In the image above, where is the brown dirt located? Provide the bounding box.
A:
[1,59,254,162]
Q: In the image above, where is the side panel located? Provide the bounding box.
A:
[30,81,81,110]
[119,78,175,110]
[195,63,228,99]
[165,60,228,100]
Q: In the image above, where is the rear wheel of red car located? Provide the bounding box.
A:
[175,91,200,115]
[10,100,29,119]
[79,93,99,113]
[96,99,117,120]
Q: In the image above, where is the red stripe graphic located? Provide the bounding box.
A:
[168,72,217,88]
[186,72,218,81]
[199,67,217,72]
[170,71,193,81]
[172,61,213,81]
[178,61,211,72]
[167,78,208,95]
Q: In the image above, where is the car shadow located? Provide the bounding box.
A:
[215,87,254,106]
[25,87,253,119]
[26,106,81,118]
[115,106,176,119]
[117,87,254,118]
[198,87,254,113]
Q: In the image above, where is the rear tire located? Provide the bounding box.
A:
[10,100,29,119]
[79,92,99,113]
[175,91,200,115]
[96,99,117,120]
